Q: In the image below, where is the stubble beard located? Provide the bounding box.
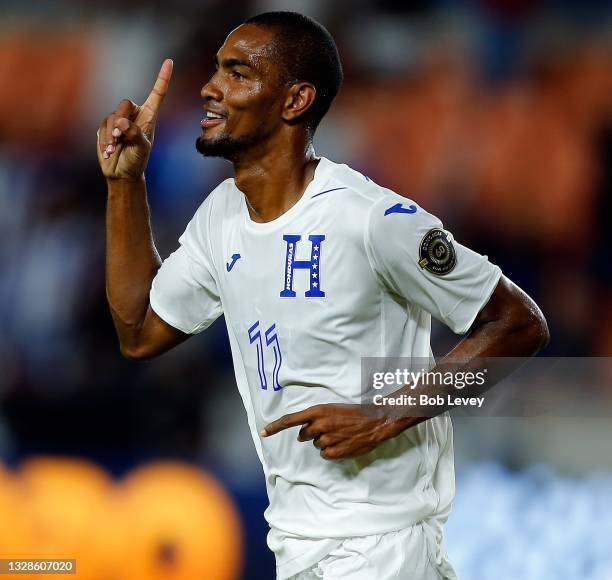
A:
[195,131,264,162]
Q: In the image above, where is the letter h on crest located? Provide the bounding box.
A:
[279,234,325,298]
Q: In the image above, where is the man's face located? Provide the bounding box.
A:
[196,24,285,160]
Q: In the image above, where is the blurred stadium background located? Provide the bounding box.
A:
[0,0,611,578]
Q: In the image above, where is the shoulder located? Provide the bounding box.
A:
[194,178,241,222]
[315,157,384,208]
[180,178,240,255]
[316,157,424,218]
[188,178,241,231]
[366,192,443,243]
[365,191,448,275]
[310,158,391,232]
[317,157,441,238]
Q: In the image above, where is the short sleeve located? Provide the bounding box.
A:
[365,192,502,334]
[149,198,223,334]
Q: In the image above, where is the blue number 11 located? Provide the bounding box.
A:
[248,321,283,391]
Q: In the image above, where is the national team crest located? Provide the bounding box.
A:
[279,234,326,298]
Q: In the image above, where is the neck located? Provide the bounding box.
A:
[233,137,318,223]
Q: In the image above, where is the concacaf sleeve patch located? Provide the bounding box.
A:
[418,229,457,275]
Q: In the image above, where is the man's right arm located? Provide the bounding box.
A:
[105,176,189,360]
[99,59,188,359]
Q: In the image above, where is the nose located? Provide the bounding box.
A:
[201,73,223,102]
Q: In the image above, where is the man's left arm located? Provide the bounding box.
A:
[262,275,548,458]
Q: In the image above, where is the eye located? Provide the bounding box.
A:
[231,70,245,80]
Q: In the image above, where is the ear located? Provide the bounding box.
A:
[282,82,316,123]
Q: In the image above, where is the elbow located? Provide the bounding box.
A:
[119,341,156,361]
[524,312,550,354]
[512,303,550,356]
[535,314,550,352]
[474,277,550,356]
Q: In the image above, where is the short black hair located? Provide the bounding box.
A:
[244,11,343,133]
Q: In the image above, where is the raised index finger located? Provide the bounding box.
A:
[142,58,173,116]
[261,408,317,437]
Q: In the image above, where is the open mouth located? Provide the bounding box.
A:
[201,110,226,128]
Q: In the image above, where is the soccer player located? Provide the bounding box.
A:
[97,12,548,580]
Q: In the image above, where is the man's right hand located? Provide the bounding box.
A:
[97,59,173,180]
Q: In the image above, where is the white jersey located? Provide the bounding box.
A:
[150,157,501,578]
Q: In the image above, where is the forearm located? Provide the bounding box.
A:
[105,176,160,345]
